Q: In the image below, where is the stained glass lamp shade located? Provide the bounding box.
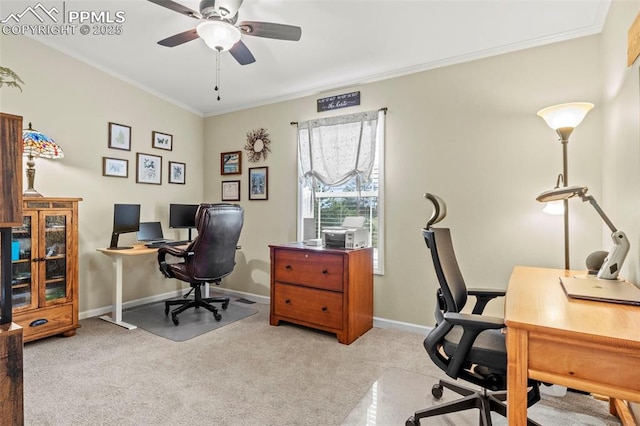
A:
[22,122,64,197]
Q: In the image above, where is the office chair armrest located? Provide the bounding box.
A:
[443,312,505,379]
[157,246,193,278]
[467,288,506,315]
[443,312,504,330]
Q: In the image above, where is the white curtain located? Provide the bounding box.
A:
[298,110,381,191]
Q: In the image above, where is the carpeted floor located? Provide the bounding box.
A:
[22,302,621,425]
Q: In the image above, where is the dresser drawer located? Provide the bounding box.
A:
[273,282,343,329]
[13,304,73,341]
[273,249,343,291]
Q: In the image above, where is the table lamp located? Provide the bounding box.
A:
[22,122,64,197]
[536,185,628,280]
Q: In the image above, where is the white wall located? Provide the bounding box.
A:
[204,35,604,326]
[599,0,640,419]
[601,0,640,283]
[0,34,204,314]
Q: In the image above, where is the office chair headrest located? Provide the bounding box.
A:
[424,193,447,229]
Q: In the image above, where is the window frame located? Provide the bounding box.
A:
[296,114,384,275]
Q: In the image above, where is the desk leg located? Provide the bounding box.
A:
[507,327,528,426]
[99,256,137,330]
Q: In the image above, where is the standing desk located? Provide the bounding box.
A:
[504,266,640,426]
[97,244,188,330]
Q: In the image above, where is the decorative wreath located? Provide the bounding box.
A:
[244,128,271,162]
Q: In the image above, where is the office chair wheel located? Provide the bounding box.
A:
[405,416,419,426]
[213,312,222,321]
[221,300,229,310]
[171,314,179,326]
[432,383,443,399]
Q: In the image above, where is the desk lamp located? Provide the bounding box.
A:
[536,185,629,280]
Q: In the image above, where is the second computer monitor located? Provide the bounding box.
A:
[169,203,199,240]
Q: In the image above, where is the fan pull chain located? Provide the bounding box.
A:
[214,48,221,101]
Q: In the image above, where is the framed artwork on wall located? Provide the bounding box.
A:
[152,131,173,150]
[136,152,162,185]
[168,161,186,184]
[222,180,240,201]
[248,166,268,200]
[221,151,242,175]
[108,122,131,150]
[102,157,128,178]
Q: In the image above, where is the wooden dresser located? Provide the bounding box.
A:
[269,243,373,344]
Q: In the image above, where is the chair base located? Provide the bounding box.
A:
[164,284,229,326]
[406,379,541,426]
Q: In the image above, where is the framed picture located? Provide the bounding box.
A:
[136,152,162,185]
[248,167,268,200]
[152,131,173,151]
[222,180,240,201]
[221,151,242,175]
[108,122,131,151]
[102,157,128,178]
[168,161,186,184]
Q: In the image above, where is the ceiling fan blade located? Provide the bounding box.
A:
[229,40,256,65]
[238,21,302,41]
[147,0,201,19]
[158,29,199,47]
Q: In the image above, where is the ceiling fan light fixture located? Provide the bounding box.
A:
[197,21,241,51]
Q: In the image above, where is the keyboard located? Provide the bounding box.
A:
[145,240,190,248]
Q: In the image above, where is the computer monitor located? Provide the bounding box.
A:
[169,203,198,240]
[109,204,141,249]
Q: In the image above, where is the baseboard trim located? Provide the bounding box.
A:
[80,288,428,335]
[80,286,270,321]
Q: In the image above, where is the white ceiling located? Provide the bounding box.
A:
[5,0,611,116]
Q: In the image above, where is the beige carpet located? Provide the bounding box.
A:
[22,302,621,425]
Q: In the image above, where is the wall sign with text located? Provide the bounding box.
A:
[317,91,360,112]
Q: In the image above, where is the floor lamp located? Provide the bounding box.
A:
[536,102,594,270]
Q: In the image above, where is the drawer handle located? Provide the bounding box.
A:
[321,306,327,312]
[321,269,328,274]
[30,318,48,327]
[285,265,292,270]
[285,299,291,304]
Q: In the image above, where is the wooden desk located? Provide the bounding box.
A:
[504,266,640,425]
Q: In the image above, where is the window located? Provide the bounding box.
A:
[297,110,385,274]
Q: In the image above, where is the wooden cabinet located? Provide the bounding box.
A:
[269,243,373,344]
[10,198,81,343]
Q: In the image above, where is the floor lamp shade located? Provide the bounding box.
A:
[537,102,594,132]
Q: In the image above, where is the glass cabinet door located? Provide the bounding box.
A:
[40,211,71,305]
[11,212,37,310]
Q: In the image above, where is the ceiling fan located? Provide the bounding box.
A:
[148,0,302,65]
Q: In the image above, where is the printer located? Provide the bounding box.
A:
[322,217,369,249]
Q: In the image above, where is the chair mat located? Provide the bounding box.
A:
[122,296,258,342]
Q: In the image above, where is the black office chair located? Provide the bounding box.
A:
[407,193,540,426]
[157,203,243,326]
